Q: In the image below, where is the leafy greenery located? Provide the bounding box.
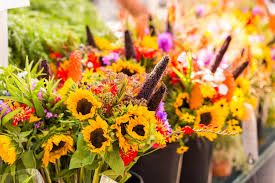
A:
[8,0,109,67]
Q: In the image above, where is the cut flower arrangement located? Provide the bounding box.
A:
[0,55,211,182]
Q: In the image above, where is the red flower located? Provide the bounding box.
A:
[56,68,69,82]
[86,54,101,71]
[120,150,138,166]
[49,52,62,59]
[12,105,35,126]
[110,84,118,96]
[91,85,103,95]
[181,126,195,136]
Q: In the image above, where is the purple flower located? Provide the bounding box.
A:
[271,48,275,62]
[156,102,172,134]
[0,100,11,119]
[195,4,206,17]
[252,6,263,16]
[46,112,53,118]
[197,49,215,67]
[35,123,40,129]
[102,52,120,66]
[157,32,173,52]
[54,114,58,117]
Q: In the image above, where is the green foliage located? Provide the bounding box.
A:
[8,0,109,67]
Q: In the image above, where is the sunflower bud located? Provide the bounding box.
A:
[38,59,52,80]
[233,61,249,80]
[210,35,232,73]
[147,84,167,111]
[149,15,156,36]
[124,30,137,60]
[86,25,98,49]
[136,56,170,100]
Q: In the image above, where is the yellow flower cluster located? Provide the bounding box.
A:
[107,60,145,76]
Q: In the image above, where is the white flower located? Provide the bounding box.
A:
[214,68,225,82]
[218,84,228,95]
[17,71,28,78]
[87,62,94,68]
[177,52,187,67]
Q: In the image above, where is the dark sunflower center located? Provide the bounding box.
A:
[120,68,136,76]
[132,125,145,136]
[179,98,189,109]
[90,128,107,148]
[51,141,66,152]
[76,99,93,115]
[200,112,212,125]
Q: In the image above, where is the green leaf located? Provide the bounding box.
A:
[22,175,34,183]
[69,134,96,169]
[32,97,44,117]
[104,144,125,175]
[1,107,22,126]
[19,130,33,138]
[22,151,36,169]
[55,169,77,179]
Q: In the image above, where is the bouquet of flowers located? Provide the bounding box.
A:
[165,49,248,153]
[0,55,173,183]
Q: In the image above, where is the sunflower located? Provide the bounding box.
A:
[0,135,16,165]
[194,105,224,141]
[67,89,102,121]
[59,78,75,98]
[226,119,242,134]
[127,118,149,141]
[200,83,216,98]
[112,105,156,152]
[107,60,145,77]
[42,135,74,167]
[230,100,246,120]
[176,146,189,154]
[82,116,111,153]
[174,93,190,120]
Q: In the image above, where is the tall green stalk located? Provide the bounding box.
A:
[92,162,103,183]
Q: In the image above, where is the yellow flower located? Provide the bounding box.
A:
[174,93,190,120]
[66,89,102,121]
[42,135,74,167]
[127,119,149,141]
[29,114,41,123]
[94,37,114,50]
[112,105,156,152]
[182,113,195,123]
[0,135,16,165]
[59,78,75,98]
[214,99,229,120]
[106,60,145,77]
[226,119,242,134]
[194,105,224,141]
[230,100,246,120]
[235,78,250,94]
[200,83,216,98]
[140,36,158,50]
[176,146,189,154]
[82,116,111,153]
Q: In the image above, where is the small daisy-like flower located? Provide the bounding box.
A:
[226,119,242,134]
[200,83,216,98]
[176,146,189,154]
[230,100,245,120]
[182,113,195,123]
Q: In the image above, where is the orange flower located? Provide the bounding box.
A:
[68,51,83,83]
[269,15,275,33]
[223,71,235,101]
[190,83,203,110]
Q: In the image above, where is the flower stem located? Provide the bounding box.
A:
[92,162,103,183]
[44,167,52,183]
[79,167,84,183]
